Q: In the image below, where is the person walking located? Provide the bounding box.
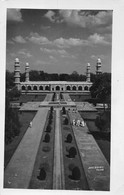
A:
[29,121,32,128]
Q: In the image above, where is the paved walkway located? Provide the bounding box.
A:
[44,93,53,101]
[62,93,72,102]
[39,93,53,107]
[40,93,76,108]
[68,110,110,191]
[53,108,65,189]
[4,108,49,188]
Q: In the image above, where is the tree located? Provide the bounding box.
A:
[90,73,96,83]
[64,117,69,125]
[6,70,14,89]
[29,70,40,81]
[70,71,79,81]
[5,90,20,144]
[90,73,111,110]
[90,73,111,132]
[9,87,21,100]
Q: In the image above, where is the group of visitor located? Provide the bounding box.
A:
[72,119,85,127]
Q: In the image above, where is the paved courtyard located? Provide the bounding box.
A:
[4,93,110,190]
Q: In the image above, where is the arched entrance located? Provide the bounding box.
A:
[56,86,60,91]
[78,86,82,91]
[27,86,31,90]
[84,86,88,91]
[22,85,25,90]
[66,86,71,91]
[33,86,37,90]
[72,86,76,91]
[45,86,49,91]
[39,86,43,90]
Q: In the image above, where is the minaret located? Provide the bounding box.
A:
[96,58,102,75]
[25,62,29,82]
[14,58,20,90]
[86,63,91,82]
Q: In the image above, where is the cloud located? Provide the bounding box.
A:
[28,32,110,48]
[10,49,32,58]
[40,47,67,54]
[44,10,56,22]
[44,10,112,29]
[7,40,14,44]
[10,52,16,57]
[41,25,51,30]
[7,9,23,22]
[13,35,26,44]
[18,49,32,58]
[53,35,110,48]
[49,55,55,59]
[91,54,108,60]
[35,59,52,66]
[40,47,76,59]
[35,57,58,66]
[88,33,110,45]
[28,32,51,45]
[53,37,88,48]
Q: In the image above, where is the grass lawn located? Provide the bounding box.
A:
[4,111,36,169]
[79,111,110,164]
[91,132,110,164]
[12,94,46,103]
[69,94,91,102]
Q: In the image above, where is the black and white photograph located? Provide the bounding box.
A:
[0,0,124,195]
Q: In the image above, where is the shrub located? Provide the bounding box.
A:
[49,113,53,120]
[64,117,68,125]
[62,107,66,115]
[50,106,53,112]
[46,125,51,132]
[95,116,105,130]
[49,118,52,125]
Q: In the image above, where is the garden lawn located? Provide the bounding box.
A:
[70,94,91,102]
[4,111,36,168]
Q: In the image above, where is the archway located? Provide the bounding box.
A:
[72,86,76,91]
[45,86,49,91]
[22,85,25,90]
[66,86,71,91]
[27,86,31,90]
[78,86,82,91]
[84,86,88,91]
[39,86,43,90]
[33,86,37,90]
[56,86,60,91]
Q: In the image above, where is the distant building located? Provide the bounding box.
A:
[13,58,99,93]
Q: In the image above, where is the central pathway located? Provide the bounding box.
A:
[4,108,49,188]
[53,108,65,189]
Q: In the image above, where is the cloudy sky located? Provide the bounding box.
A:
[6,9,112,74]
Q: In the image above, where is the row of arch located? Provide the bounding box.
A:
[21,85,90,91]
